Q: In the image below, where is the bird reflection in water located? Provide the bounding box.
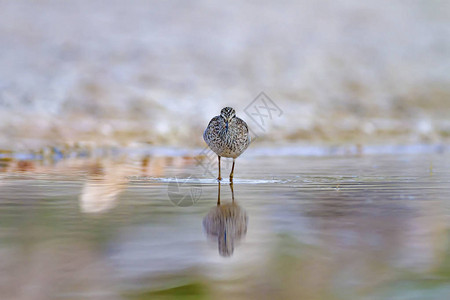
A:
[203,182,248,257]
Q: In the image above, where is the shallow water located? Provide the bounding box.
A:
[1,153,450,299]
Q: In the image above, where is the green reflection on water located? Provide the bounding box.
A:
[124,282,209,300]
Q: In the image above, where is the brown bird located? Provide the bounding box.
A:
[203,107,250,181]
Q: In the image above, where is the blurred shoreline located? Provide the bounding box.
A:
[1,0,449,152]
[1,143,449,164]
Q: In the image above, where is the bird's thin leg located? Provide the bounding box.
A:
[217,156,222,181]
[230,181,234,202]
[230,158,235,181]
[217,181,221,205]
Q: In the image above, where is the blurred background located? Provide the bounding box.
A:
[1,0,449,153]
[2,2,450,300]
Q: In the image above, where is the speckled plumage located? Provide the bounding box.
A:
[203,108,250,158]
[203,107,250,181]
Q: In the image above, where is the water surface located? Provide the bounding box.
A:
[0,153,449,299]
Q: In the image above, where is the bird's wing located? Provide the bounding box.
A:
[235,117,249,135]
[235,117,251,147]
[203,116,221,143]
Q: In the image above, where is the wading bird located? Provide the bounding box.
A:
[203,107,250,181]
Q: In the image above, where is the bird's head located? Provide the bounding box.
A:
[220,107,236,122]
